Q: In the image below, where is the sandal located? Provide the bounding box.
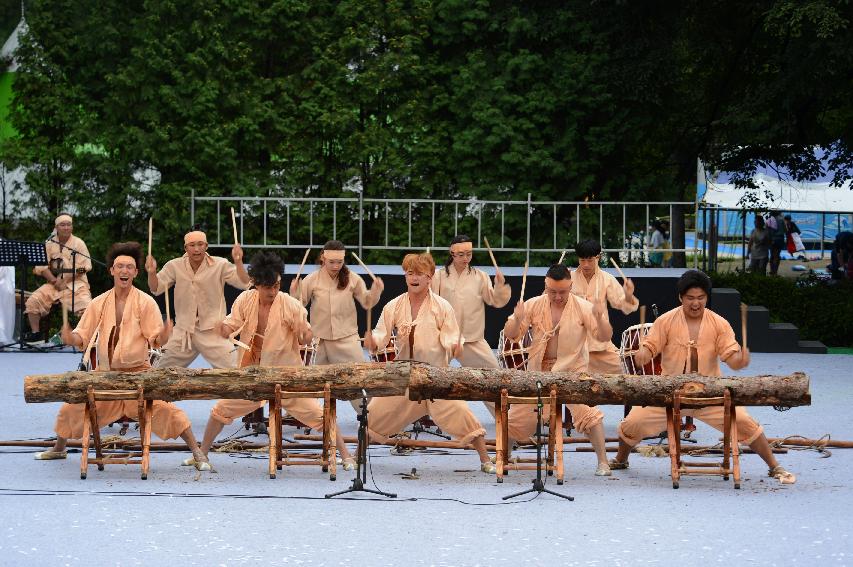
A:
[608,458,629,470]
[342,457,356,472]
[34,450,67,460]
[769,465,796,485]
[595,463,612,477]
[480,461,497,474]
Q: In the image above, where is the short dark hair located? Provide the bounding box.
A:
[106,241,142,268]
[677,269,711,297]
[248,251,284,287]
[574,239,601,259]
[545,263,570,281]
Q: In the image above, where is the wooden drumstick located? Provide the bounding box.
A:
[519,261,528,301]
[231,207,239,245]
[483,237,500,272]
[61,302,68,329]
[558,250,567,265]
[350,251,377,281]
[294,248,311,281]
[147,218,153,258]
[741,302,748,352]
[638,305,646,351]
[609,256,627,282]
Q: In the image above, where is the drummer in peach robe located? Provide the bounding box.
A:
[364,252,496,474]
[503,264,614,476]
[35,242,210,471]
[187,251,354,470]
[290,240,383,411]
[431,235,511,417]
[146,229,249,370]
[570,239,638,373]
[611,270,796,484]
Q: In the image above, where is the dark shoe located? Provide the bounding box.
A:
[23,331,44,343]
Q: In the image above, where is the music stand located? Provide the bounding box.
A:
[0,240,54,352]
[326,390,396,499]
[503,381,574,502]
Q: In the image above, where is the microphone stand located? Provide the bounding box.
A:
[326,389,396,499]
[503,381,573,501]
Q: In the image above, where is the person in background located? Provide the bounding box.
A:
[747,215,771,275]
[784,215,806,261]
[767,211,787,275]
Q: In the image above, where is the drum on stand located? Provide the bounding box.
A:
[619,323,662,376]
[369,333,399,363]
[299,337,319,366]
[497,329,533,371]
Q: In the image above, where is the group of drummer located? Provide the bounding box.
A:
[32,222,796,484]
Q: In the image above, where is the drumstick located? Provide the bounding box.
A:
[294,248,311,281]
[230,207,239,245]
[365,306,373,348]
[740,302,748,353]
[638,305,646,352]
[558,250,567,265]
[61,302,68,329]
[609,256,627,282]
[147,218,153,258]
[483,237,500,271]
[350,251,377,281]
[519,261,528,301]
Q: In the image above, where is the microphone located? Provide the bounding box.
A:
[46,231,56,243]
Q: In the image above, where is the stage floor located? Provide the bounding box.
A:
[0,352,851,566]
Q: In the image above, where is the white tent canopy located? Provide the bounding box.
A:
[702,173,853,213]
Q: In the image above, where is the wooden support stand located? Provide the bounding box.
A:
[495,385,564,484]
[80,386,153,480]
[667,387,740,489]
[268,383,337,481]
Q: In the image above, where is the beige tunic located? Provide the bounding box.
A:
[34,234,93,282]
[154,253,248,337]
[297,269,375,341]
[430,266,510,342]
[27,235,93,316]
[224,289,308,367]
[370,291,462,367]
[74,287,162,371]
[570,266,638,353]
[505,293,600,373]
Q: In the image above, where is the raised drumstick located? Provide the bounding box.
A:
[638,305,646,351]
[231,207,239,245]
[558,250,567,265]
[741,303,748,353]
[519,261,528,301]
[165,285,171,323]
[350,251,377,281]
[147,218,153,258]
[609,256,627,282]
[294,248,311,281]
[483,237,500,271]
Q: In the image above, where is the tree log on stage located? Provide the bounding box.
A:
[406,365,811,407]
[24,361,810,407]
[24,362,408,403]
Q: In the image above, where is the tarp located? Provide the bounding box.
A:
[702,172,853,214]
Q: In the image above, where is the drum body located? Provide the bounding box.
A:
[497,330,533,371]
[299,337,319,366]
[370,333,398,363]
[619,323,662,375]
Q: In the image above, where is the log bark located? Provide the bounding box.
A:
[406,365,811,407]
[24,361,810,407]
[24,362,409,403]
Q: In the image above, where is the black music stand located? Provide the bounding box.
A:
[503,381,574,502]
[0,240,55,352]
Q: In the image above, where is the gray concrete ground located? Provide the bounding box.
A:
[0,351,850,566]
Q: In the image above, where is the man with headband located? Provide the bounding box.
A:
[502,263,614,477]
[145,229,249,369]
[24,213,93,342]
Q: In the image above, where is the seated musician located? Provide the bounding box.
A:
[611,269,796,484]
[186,251,355,470]
[503,264,613,476]
[364,252,496,474]
[24,214,93,342]
[571,239,638,373]
[35,242,210,471]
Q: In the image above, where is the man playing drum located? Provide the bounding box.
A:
[503,264,614,476]
[611,270,796,484]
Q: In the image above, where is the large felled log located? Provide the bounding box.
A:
[406,365,811,407]
[24,362,408,404]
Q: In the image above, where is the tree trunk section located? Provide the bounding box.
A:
[407,365,810,407]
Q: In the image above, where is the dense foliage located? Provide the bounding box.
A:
[1,0,851,287]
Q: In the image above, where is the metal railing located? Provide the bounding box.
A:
[190,190,696,262]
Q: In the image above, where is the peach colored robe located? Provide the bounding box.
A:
[617,306,763,445]
[27,235,92,316]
